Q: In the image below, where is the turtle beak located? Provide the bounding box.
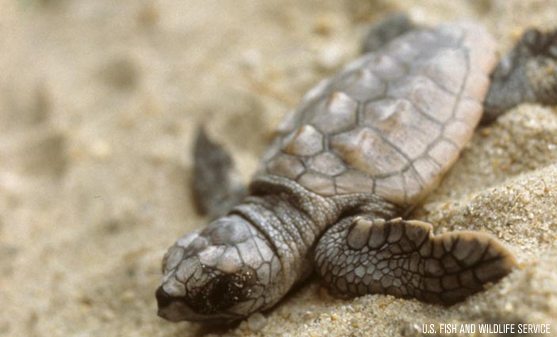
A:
[156,286,175,321]
[156,285,219,322]
[156,286,188,322]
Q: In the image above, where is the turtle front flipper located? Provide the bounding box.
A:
[191,126,246,219]
[482,28,557,124]
[314,216,517,305]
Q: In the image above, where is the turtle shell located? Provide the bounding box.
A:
[259,22,496,205]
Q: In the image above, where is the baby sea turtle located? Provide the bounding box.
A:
[156,20,556,323]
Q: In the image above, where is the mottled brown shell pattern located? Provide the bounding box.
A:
[259,22,496,205]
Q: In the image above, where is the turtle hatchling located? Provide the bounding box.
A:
[156,20,557,323]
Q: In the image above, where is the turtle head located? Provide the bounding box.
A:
[156,214,280,323]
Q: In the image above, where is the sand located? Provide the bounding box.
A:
[1,0,556,336]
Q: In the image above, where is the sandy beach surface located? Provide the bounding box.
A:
[1,0,557,336]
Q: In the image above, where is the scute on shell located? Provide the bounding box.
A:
[260,22,496,206]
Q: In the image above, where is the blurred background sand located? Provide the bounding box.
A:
[1,0,557,336]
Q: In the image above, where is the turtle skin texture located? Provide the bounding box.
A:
[156,22,518,323]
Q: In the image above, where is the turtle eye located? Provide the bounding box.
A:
[187,268,256,315]
[206,274,237,311]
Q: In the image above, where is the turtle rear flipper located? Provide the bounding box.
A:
[483,28,557,124]
[191,126,246,219]
[361,13,416,54]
